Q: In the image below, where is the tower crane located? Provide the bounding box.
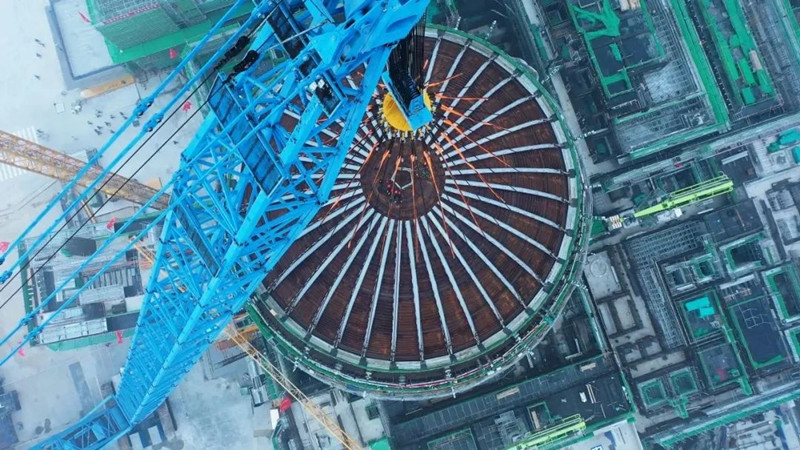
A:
[0,0,431,448]
[0,131,169,209]
[1,117,356,446]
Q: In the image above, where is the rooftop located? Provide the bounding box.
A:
[252,28,590,399]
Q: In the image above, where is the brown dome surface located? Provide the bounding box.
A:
[253,28,586,397]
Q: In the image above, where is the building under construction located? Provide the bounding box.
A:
[22,213,159,349]
[8,0,800,448]
[248,27,590,400]
[539,0,800,161]
[586,116,800,447]
[84,0,252,69]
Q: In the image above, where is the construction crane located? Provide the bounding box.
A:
[133,225,357,447]
[1,85,354,450]
[0,0,431,448]
[0,131,169,209]
[225,326,362,449]
[633,175,734,219]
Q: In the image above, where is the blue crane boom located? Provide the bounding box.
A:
[0,0,430,447]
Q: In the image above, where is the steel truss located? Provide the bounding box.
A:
[31,0,428,447]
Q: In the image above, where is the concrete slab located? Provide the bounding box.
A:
[160,355,261,449]
[51,0,114,78]
[584,251,622,300]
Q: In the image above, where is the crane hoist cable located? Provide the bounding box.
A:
[0,11,305,315]
[0,20,335,358]
[0,0,265,286]
[0,0,290,293]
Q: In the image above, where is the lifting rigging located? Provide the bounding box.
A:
[0,0,430,448]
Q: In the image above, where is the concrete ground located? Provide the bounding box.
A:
[168,360,269,450]
[0,1,258,448]
[51,0,113,78]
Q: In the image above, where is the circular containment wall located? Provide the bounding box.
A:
[251,26,590,400]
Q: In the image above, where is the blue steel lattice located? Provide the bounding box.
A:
[33,0,429,447]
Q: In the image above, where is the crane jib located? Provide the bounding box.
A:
[30,0,430,449]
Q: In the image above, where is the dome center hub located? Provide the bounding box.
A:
[359,140,445,220]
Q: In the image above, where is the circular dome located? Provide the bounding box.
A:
[253,28,589,398]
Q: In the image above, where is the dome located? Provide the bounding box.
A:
[251,27,589,399]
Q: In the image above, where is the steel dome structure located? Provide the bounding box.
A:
[249,26,590,399]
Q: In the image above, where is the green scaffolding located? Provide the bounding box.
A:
[728,297,786,370]
[87,0,252,69]
[695,0,775,106]
[637,369,698,418]
[697,340,750,394]
[670,0,730,126]
[369,438,392,450]
[786,327,800,361]
[568,0,728,158]
[90,2,180,49]
[669,368,699,397]
[45,328,135,351]
[763,264,800,321]
[689,244,720,283]
[784,0,800,43]
[568,0,663,99]
[678,292,723,342]
[720,233,766,273]
[104,13,244,68]
[639,379,669,409]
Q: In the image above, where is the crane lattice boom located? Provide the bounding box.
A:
[0,0,430,448]
[0,131,169,209]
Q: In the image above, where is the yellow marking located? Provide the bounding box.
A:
[381,90,432,132]
[80,75,135,99]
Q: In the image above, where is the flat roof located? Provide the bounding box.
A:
[390,356,627,447]
[702,199,762,243]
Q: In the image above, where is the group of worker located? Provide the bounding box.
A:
[377,178,404,204]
